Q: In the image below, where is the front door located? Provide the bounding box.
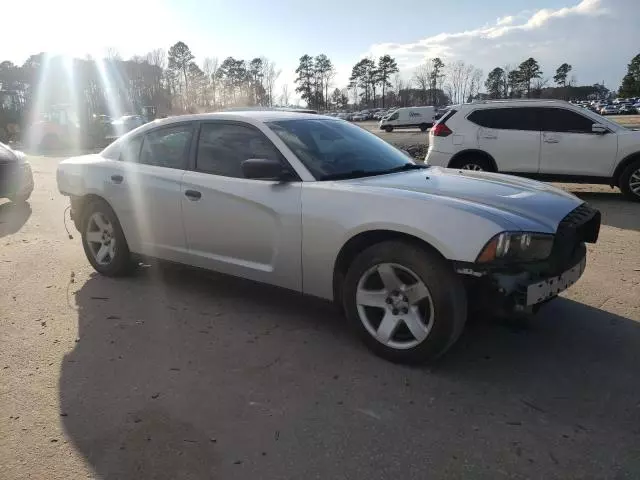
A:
[180,121,303,291]
[104,123,193,261]
[538,107,618,177]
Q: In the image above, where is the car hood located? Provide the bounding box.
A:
[346,166,583,232]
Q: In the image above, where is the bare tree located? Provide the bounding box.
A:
[468,68,483,101]
[412,62,432,104]
[280,84,290,106]
[105,47,122,61]
[202,57,219,108]
[146,49,166,70]
[263,59,281,107]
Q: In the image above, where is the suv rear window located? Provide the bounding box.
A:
[467,107,540,131]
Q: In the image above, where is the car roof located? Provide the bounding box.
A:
[454,99,573,110]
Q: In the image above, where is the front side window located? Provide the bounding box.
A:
[196,122,284,178]
[268,119,422,180]
[468,107,541,131]
[388,112,399,120]
[540,108,597,133]
[139,124,193,169]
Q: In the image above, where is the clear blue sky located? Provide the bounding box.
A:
[3,0,638,95]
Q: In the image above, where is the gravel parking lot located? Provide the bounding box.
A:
[1,148,640,478]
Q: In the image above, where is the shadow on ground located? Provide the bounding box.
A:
[573,190,640,231]
[60,264,640,479]
[0,200,32,237]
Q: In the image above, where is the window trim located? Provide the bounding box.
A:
[192,120,301,181]
[136,122,196,170]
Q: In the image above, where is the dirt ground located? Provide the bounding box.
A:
[1,150,640,479]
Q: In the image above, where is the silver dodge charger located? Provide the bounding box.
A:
[56,112,600,363]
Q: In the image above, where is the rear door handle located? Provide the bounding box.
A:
[110,174,123,184]
[184,189,202,201]
[544,138,559,144]
[482,134,497,139]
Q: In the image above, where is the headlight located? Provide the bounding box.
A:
[476,232,554,263]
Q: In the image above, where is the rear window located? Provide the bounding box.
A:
[434,109,457,125]
[467,107,540,131]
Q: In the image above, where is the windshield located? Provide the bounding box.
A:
[268,118,419,180]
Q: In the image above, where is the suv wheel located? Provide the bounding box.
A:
[343,241,467,364]
[619,159,640,202]
[450,155,493,172]
[81,199,134,276]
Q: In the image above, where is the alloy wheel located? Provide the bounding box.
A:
[461,163,483,171]
[85,212,116,266]
[355,263,434,350]
[629,168,640,196]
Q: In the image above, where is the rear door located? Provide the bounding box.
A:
[538,107,618,176]
[104,123,193,261]
[468,107,542,173]
[180,121,303,291]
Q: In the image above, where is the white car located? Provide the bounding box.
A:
[57,112,600,363]
[0,142,33,203]
[425,99,640,201]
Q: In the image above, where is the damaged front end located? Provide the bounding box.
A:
[455,203,601,316]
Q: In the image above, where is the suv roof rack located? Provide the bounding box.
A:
[470,99,569,105]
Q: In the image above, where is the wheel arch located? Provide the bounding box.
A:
[332,229,448,308]
[448,149,498,172]
[71,193,116,231]
[612,152,640,186]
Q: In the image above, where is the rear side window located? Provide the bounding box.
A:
[139,125,193,169]
[540,108,595,133]
[467,107,540,131]
[435,109,457,125]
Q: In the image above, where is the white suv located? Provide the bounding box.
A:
[425,100,640,201]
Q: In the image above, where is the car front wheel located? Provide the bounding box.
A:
[343,241,467,364]
[619,159,640,202]
[81,199,134,276]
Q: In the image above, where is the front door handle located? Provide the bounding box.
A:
[184,189,202,201]
[110,174,123,184]
[544,138,559,144]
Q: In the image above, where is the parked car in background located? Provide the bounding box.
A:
[617,104,636,115]
[425,99,640,201]
[56,111,600,363]
[600,105,618,115]
[0,141,33,203]
[379,106,436,132]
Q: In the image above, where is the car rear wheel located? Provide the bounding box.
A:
[419,123,429,132]
[619,159,640,202]
[81,199,134,276]
[450,155,493,172]
[343,241,467,364]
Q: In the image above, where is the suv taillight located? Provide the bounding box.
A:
[431,123,452,137]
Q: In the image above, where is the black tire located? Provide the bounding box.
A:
[342,240,467,364]
[619,158,640,202]
[384,126,393,133]
[449,155,494,172]
[419,123,429,132]
[80,199,134,276]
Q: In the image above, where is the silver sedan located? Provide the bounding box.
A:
[56,112,600,363]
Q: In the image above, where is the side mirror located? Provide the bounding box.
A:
[592,124,607,134]
[241,158,295,181]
